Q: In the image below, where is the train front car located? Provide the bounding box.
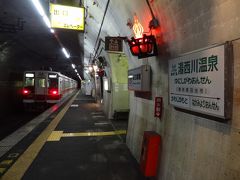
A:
[22,71,35,104]
[22,70,77,110]
[47,72,61,103]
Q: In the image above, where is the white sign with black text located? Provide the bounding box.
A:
[169,45,226,118]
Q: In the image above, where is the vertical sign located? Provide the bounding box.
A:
[169,44,230,118]
[154,97,162,118]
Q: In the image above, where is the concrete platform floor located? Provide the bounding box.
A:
[1,91,146,180]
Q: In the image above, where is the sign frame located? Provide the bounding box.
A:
[105,37,123,53]
[49,3,85,31]
[168,42,233,119]
[128,65,151,92]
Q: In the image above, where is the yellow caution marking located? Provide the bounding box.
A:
[0,168,6,174]
[47,130,127,141]
[0,160,13,166]
[47,131,63,141]
[63,130,127,137]
[1,91,79,180]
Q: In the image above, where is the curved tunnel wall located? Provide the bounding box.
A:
[97,0,240,179]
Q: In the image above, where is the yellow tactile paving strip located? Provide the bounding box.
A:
[0,168,6,174]
[0,160,13,166]
[1,92,79,180]
[47,130,127,141]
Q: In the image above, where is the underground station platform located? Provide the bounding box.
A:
[0,91,146,180]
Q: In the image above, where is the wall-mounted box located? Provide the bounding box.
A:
[140,131,161,177]
[128,65,151,92]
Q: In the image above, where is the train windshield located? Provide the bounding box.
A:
[48,74,58,88]
[24,73,34,87]
[24,77,34,87]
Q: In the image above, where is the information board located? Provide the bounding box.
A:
[105,37,123,53]
[169,44,230,118]
[50,3,84,31]
[128,65,151,92]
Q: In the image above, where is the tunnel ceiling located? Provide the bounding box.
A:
[0,0,151,81]
[0,0,84,81]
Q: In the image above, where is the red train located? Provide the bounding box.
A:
[22,70,77,109]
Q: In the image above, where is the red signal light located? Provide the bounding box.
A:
[49,89,58,95]
[23,89,30,95]
[52,90,58,95]
[128,35,157,59]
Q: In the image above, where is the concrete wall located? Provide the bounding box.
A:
[102,0,240,179]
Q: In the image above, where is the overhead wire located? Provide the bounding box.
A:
[93,0,110,59]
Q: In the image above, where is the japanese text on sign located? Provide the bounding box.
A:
[50,3,84,31]
[169,45,226,118]
[105,37,123,52]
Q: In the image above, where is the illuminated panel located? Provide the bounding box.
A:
[25,73,34,77]
[49,74,57,78]
[49,3,84,31]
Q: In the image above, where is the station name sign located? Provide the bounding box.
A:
[169,44,231,119]
[50,3,84,31]
[128,65,151,92]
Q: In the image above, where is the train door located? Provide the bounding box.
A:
[35,72,47,99]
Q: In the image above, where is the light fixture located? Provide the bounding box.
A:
[128,34,157,58]
[31,0,51,29]
[127,14,158,59]
[75,69,77,73]
[62,47,70,58]
[104,79,109,91]
[93,65,98,72]
[50,29,55,33]
[31,0,45,16]
[43,15,51,28]
[88,66,93,72]
[133,15,144,39]
[71,64,76,69]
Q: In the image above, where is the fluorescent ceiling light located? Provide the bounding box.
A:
[62,47,70,58]
[50,29,55,33]
[31,0,52,30]
[71,64,76,69]
[43,15,51,28]
[31,0,45,16]
[75,69,77,73]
